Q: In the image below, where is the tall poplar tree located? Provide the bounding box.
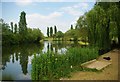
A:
[71,25,73,30]
[14,23,17,34]
[19,11,27,35]
[50,27,53,37]
[10,22,13,33]
[54,25,57,34]
[47,27,49,37]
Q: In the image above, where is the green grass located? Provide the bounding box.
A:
[44,37,63,41]
[44,37,53,41]
[31,47,99,80]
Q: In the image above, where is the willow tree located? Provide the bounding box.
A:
[96,2,120,45]
[76,16,84,29]
[76,13,88,42]
[86,8,97,46]
[95,5,110,49]
[108,3,120,45]
[115,2,120,45]
[86,5,111,49]
[76,14,87,29]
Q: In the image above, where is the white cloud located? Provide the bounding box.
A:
[60,3,88,16]
[26,12,70,36]
[27,12,63,20]
[26,12,62,28]
[73,3,89,9]
[15,0,33,6]
[61,7,84,16]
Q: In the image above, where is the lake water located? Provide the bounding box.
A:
[1,41,82,80]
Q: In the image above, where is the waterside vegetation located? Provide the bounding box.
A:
[32,47,98,80]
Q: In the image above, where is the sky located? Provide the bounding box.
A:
[1,0,96,36]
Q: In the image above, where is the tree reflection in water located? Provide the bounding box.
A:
[2,43,44,76]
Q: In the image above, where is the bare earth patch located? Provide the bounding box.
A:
[61,49,119,80]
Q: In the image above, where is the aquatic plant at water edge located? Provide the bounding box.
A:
[31,47,98,80]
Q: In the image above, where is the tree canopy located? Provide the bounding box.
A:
[56,31,64,40]
[2,11,44,45]
[76,2,120,49]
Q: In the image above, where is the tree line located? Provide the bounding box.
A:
[1,11,44,45]
[47,25,64,40]
[46,24,87,41]
[47,25,57,37]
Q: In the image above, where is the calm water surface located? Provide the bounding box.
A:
[1,41,81,80]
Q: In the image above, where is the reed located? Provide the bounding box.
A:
[31,47,98,80]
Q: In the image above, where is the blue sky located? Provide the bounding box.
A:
[1,1,95,36]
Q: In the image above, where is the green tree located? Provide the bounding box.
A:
[107,3,120,45]
[2,12,44,45]
[95,2,120,46]
[47,27,49,37]
[56,31,64,40]
[26,28,44,43]
[2,20,14,45]
[14,23,17,34]
[19,11,27,35]
[50,27,53,37]
[32,28,44,42]
[86,5,111,49]
[10,22,13,33]
[76,16,84,29]
[70,25,73,30]
[86,9,96,45]
[54,25,57,34]
[75,25,77,29]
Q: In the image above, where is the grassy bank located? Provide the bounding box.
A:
[44,37,89,46]
[31,47,98,80]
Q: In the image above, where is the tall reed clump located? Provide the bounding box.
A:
[31,52,71,80]
[31,47,98,80]
[66,47,98,66]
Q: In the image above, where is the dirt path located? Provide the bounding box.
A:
[61,49,119,80]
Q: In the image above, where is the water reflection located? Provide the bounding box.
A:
[2,41,81,80]
[42,41,80,54]
[2,43,44,80]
